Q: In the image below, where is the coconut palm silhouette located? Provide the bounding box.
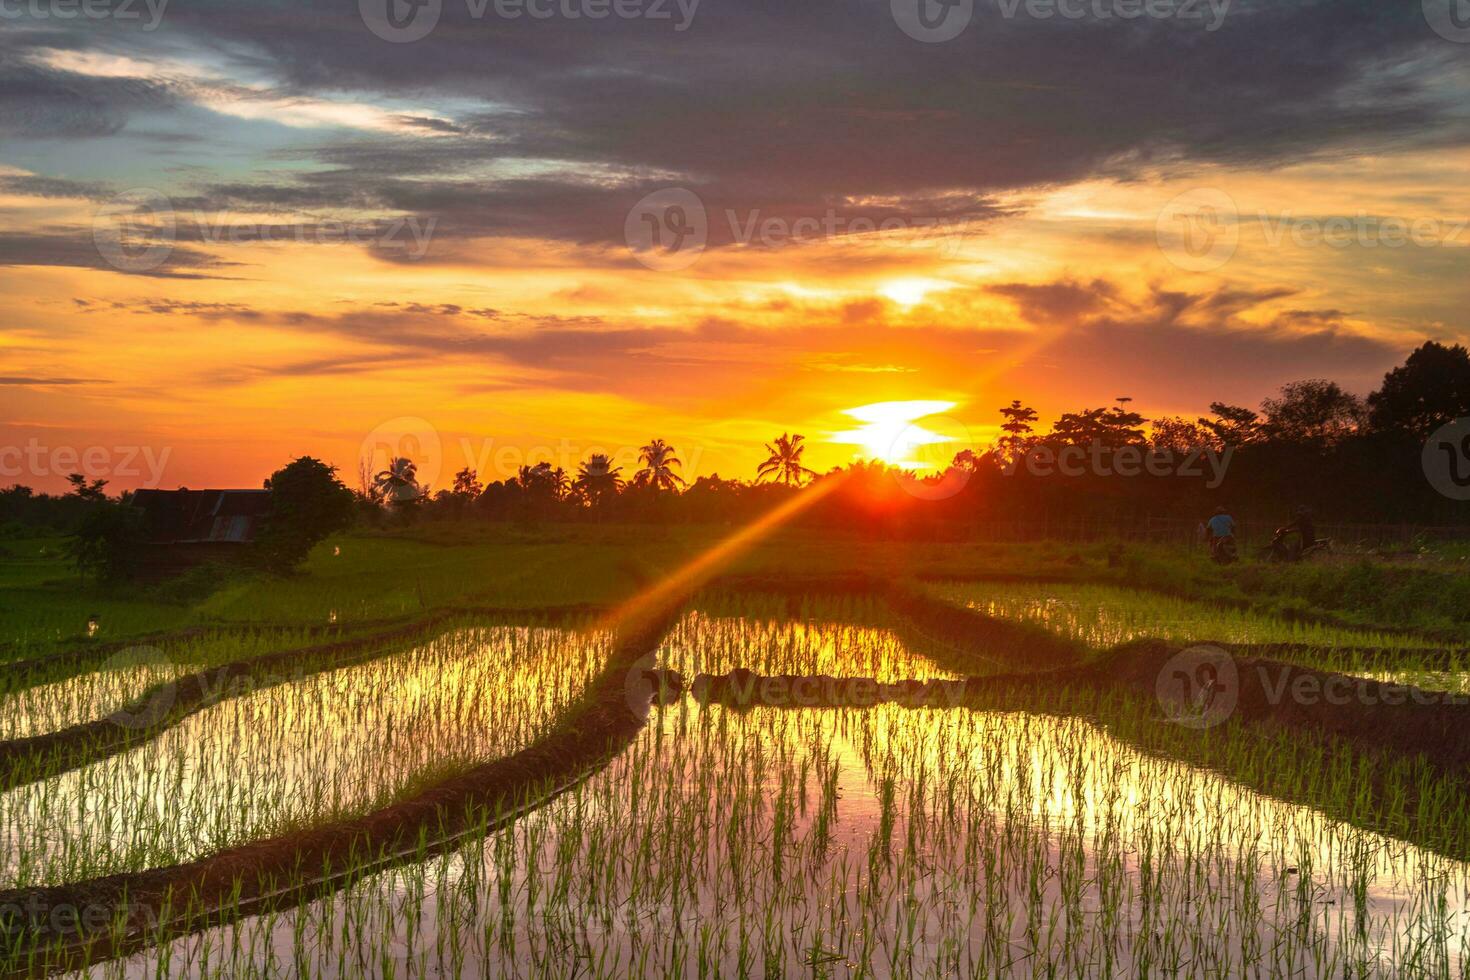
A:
[574,453,624,506]
[372,456,422,505]
[635,439,686,491]
[757,433,816,487]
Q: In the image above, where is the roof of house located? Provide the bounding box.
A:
[130,488,271,544]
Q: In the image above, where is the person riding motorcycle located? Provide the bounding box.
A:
[1205,506,1237,563]
[1267,506,1322,562]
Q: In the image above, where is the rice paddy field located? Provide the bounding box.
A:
[1,529,1467,978]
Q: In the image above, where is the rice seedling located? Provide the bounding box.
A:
[929,580,1470,691]
[0,622,611,889]
[10,606,1462,979]
[75,696,1468,979]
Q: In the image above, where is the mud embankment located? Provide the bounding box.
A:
[0,604,603,793]
[0,605,676,979]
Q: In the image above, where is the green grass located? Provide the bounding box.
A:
[3,530,1469,978]
[8,523,1466,659]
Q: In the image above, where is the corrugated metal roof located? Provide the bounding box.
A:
[131,489,270,544]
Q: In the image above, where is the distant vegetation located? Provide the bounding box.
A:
[2,342,1468,585]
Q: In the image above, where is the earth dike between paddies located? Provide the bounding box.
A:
[0,603,678,979]
[0,604,604,793]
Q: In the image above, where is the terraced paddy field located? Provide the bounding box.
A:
[926,580,1470,695]
[2,536,1468,978]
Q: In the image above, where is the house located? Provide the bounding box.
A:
[130,488,271,573]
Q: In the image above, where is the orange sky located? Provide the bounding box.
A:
[3,6,1469,493]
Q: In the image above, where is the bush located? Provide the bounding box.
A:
[252,456,356,575]
[69,502,146,584]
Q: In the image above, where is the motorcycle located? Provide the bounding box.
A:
[1209,534,1238,564]
[1262,527,1331,563]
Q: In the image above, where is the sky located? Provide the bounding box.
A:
[2,0,1469,493]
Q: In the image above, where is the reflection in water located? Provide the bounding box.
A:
[0,625,608,888]
[73,615,1470,979]
[660,598,965,682]
[933,581,1469,692]
[0,657,184,740]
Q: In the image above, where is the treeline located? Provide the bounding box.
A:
[373,341,1470,530]
[4,341,1468,544]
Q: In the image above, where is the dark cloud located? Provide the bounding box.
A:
[0,233,237,279]
[4,0,1459,250]
[0,376,109,386]
[0,57,177,139]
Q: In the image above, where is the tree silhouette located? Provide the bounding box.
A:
[65,473,109,502]
[996,400,1038,462]
[757,433,816,487]
[1367,341,1470,438]
[635,439,686,491]
[451,467,483,498]
[517,462,569,502]
[1150,416,1219,452]
[372,457,422,505]
[1261,380,1365,446]
[254,456,355,573]
[574,453,624,506]
[1050,406,1146,448]
[1199,402,1261,446]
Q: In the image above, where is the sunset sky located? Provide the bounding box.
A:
[3,0,1469,493]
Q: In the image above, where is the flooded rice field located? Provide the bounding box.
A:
[12,594,1461,979]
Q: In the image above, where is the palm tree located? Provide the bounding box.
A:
[372,456,422,505]
[757,433,816,487]
[635,438,685,491]
[573,453,624,507]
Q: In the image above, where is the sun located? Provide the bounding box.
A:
[879,278,952,308]
[831,400,958,467]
